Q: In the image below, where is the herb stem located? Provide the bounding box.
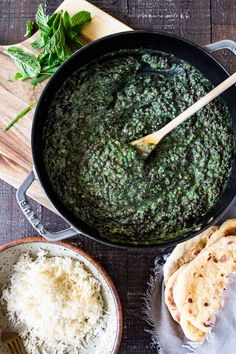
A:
[31,74,50,86]
[3,102,35,132]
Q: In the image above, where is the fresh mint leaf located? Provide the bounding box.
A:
[63,11,72,31]
[39,16,68,66]
[67,31,84,47]
[7,47,41,78]
[14,72,27,80]
[67,30,77,40]
[24,19,34,37]
[71,11,91,32]
[55,21,67,60]
[47,13,57,27]
[3,102,35,131]
[52,11,62,32]
[31,36,45,49]
[32,5,52,50]
[8,4,92,89]
[7,4,92,130]
[35,4,51,36]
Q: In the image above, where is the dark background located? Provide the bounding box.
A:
[0,0,235,353]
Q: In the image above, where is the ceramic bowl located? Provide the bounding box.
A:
[0,237,122,354]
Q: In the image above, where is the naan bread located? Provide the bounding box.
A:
[219,218,236,235]
[163,226,218,284]
[173,236,236,333]
[180,318,207,342]
[165,264,207,342]
[163,219,236,284]
[165,265,186,323]
[205,219,236,248]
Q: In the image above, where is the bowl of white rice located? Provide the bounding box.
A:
[0,237,122,354]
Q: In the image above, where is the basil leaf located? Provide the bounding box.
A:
[71,11,91,32]
[24,19,34,37]
[35,4,51,36]
[7,47,41,78]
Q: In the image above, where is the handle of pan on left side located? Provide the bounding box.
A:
[16,170,79,241]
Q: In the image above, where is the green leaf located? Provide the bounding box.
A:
[24,19,34,37]
[39,16,68,66]
[35,4,51,36]
[3,102,35,132]
[67,32,84,47]
[31,35,45,48]
[55,25,66,60]
[8,6,91,91]
[47,13,57,27]
[52,11,62,32]
[7,47,41,78]
[70,11,91,32]
[14,72,27,80]
[67,30,77,40]
[63,11,71,31]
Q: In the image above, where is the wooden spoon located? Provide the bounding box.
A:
[131,72,236,157]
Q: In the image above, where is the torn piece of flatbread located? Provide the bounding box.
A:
[164,218,236,284]
[173,236,236,333]
[163,226,218,284]
[165,264,207,342]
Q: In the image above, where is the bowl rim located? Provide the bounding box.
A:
[0,236,123,354]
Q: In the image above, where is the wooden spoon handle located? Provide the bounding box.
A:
[155,72,236,141]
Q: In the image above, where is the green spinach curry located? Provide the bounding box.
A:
[43,49,233,245]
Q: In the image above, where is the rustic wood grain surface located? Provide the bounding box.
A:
[0,1,236,353]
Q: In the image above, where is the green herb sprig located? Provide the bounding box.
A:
[4,4,91,131]
[8,4,91,87]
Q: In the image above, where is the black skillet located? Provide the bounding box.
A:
[16,31,236,251]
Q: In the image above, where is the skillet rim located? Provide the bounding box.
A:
[31,30,236,249]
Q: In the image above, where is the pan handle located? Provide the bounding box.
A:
[16,170,79,241]
[204,39,236,55]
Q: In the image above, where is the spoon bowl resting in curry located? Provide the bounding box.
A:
[131,72,236,157]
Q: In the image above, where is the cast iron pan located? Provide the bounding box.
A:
[17,31,236,251]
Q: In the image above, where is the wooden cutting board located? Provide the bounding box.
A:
[0,0,131,212]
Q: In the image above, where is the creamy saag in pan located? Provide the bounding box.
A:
[43,49,233,244]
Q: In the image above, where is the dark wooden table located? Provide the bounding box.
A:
[0,1,235,353]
